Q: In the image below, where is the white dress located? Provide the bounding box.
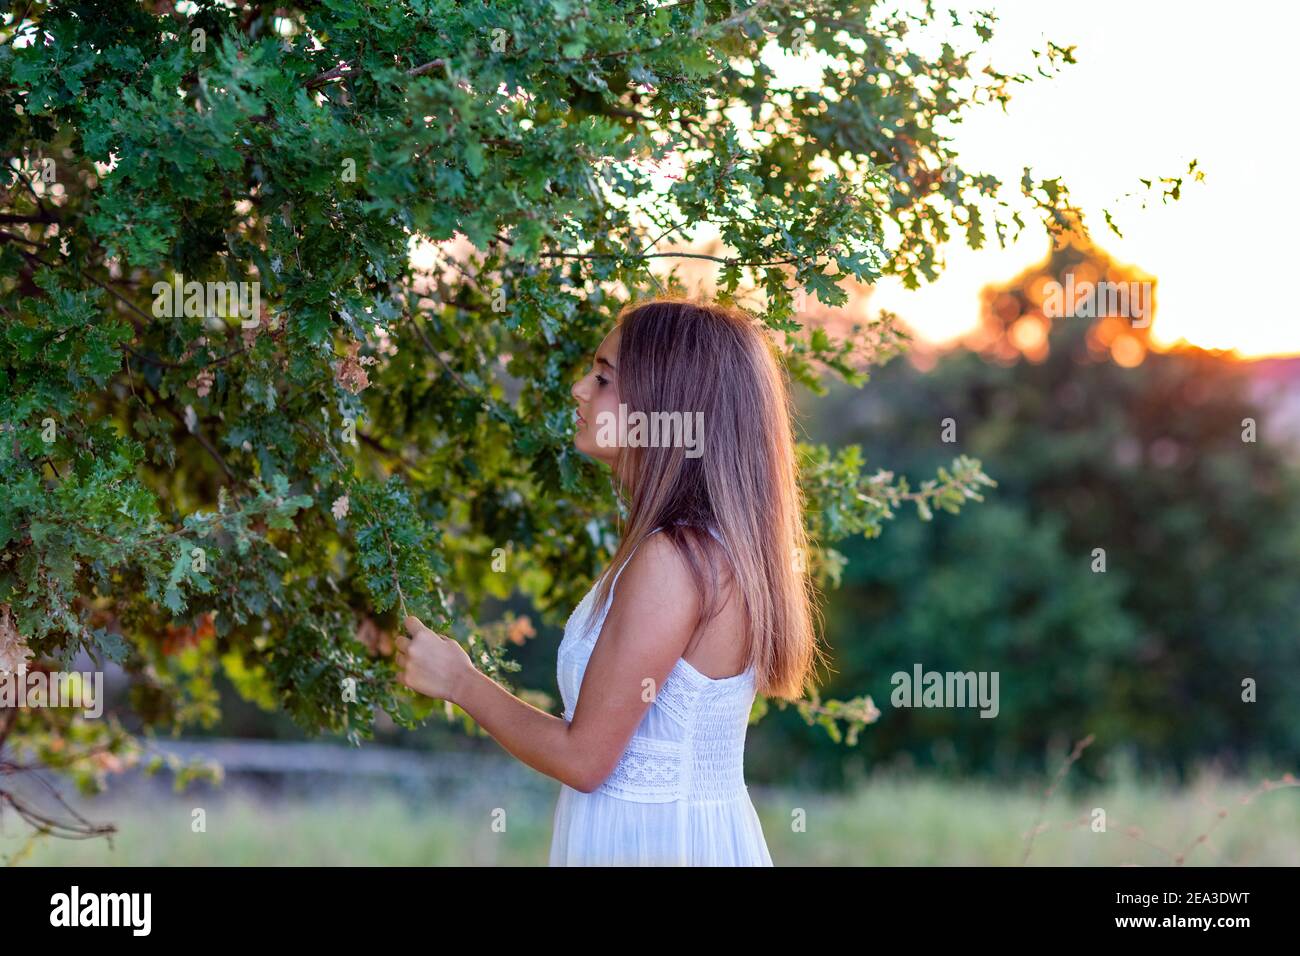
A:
[549,527,774,866]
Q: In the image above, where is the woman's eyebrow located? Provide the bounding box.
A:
[596,355,617,372]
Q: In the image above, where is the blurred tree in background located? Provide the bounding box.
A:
[772,230,1300,787]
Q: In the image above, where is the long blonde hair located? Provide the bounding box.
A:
[591,296,825,701]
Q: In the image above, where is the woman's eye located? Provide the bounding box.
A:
[596,375,609,387]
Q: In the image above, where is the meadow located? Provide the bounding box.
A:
[7,770,1296,867]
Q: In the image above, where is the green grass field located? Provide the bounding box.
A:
[6,771,1297,865]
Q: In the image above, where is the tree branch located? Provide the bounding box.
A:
[137,370,236,485]
[488,231,802,268]
[0,229,44,248]
[16,247,152,336]
[306,57,446,90]
[0,211,59,225]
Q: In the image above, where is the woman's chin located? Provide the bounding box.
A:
[574,434,614,467]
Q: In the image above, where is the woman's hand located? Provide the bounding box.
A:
[395,615,473,704]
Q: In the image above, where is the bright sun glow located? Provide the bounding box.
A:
[860,0,1300,360]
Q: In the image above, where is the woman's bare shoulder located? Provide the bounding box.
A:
[623,530,698,593]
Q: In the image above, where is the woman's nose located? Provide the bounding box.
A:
[571,376,586,402]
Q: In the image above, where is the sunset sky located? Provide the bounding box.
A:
[781,0,1300,360]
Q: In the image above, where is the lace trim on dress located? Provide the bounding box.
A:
[595,735,683,802]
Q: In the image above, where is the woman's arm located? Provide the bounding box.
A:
[452,667,591,790]
[399,534,698,793]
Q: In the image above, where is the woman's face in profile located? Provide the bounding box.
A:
[571,323,622,468]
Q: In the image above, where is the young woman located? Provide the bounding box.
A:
[397,297,824,865]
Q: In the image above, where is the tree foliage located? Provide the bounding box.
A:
[0,0,1090,808]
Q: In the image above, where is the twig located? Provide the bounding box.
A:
[16,247,152,335]
[138,376,236,484]
[0,229,44,248]
[1021,733,1094,864]
[306,57,446,90]
[489,227,815,269]
[300,421,410,620]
